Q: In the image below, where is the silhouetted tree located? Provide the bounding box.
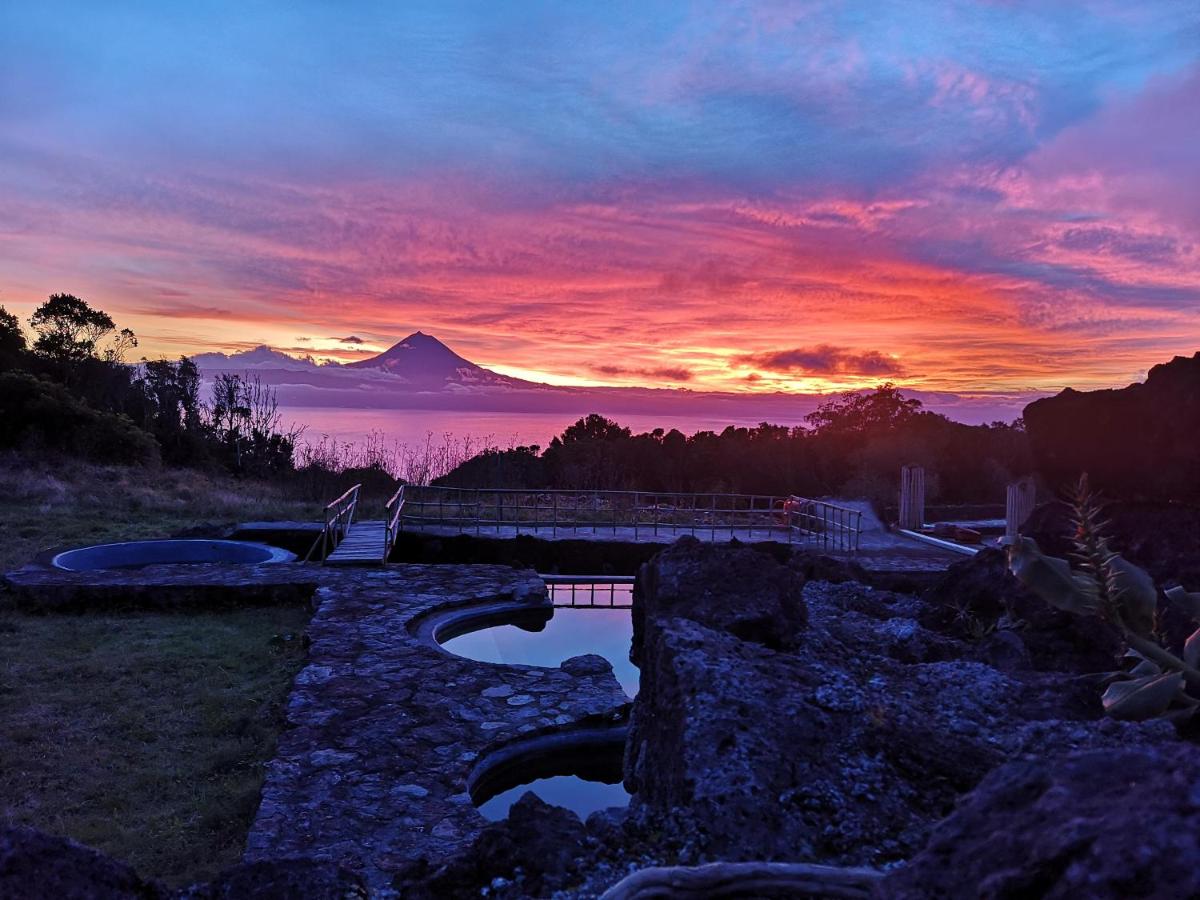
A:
[29,293,118,362]
[0,305,25,365]
[804,383,927,435]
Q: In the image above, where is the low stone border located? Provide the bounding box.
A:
[2,562,320,612]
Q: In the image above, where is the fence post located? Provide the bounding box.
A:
[899,465,925,530]
[1006,476,1037,539]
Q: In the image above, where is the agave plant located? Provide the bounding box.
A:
[1006,475,1200,721]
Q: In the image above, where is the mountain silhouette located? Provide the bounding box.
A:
[345,332,528,388]
[195,331,531,389]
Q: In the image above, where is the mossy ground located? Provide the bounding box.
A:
[0,458,321,885]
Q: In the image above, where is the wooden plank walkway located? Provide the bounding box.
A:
[324,519,388,566]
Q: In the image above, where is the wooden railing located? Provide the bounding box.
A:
[383,483,406,564]
[304,483,362,562]
[542,575,635,608]
[395,487,863,554]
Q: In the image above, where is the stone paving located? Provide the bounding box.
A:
[3,561,630,894]
[243,565,629,892]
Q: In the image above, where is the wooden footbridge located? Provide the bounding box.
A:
[306,484,866,566]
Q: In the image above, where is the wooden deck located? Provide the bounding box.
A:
[324,520,388,567]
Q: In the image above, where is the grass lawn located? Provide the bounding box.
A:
[0,459,323,573]
[0,459,322,885]
[0,606,312,886]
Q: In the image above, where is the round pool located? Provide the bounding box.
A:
[51,539,296,572]
[470,726,629,821]
[440,606,638,697]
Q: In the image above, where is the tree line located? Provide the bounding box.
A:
[0,294,299,475]
[436,388,1032,507]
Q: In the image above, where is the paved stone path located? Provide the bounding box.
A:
[242,565,629,893]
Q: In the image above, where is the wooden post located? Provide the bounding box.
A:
[899,465,925,530]
[1006,476,1037,539]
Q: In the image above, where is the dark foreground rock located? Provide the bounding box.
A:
[625,538,1174,869]
[879,744,1200,900]
[0,826,161,899]
[180,859,366,899]
[393,793,588,898]
[0,825,366,900]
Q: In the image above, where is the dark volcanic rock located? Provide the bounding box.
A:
[392,793,588,899]
[626,541,1174,868]
[560,653,615,677]
[879,744,1200,900]
[922,548,1122,673]
[180,859,366,899]
[630,536,807,665]
[1024,351,1200,503]
[789,552,871,585]
[0,826,161,899]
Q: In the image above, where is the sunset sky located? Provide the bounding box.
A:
[1,1,1197,397]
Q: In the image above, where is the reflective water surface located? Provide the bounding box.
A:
[477,773,630,821]
[441,603,638,697]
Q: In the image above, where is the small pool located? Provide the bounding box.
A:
[471,726,629,822]
[51,539,295,572]
[441,603,638,696]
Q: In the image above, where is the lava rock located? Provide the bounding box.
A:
[625,544,1174,869]
[391,793,588,899]
[560,654,614,677]
[789,552,871,585]
[0,826,162,899]
[1024,351,1200,504]
[631,536,807,666]
[879,744,1200,899]
[179,859,367,899]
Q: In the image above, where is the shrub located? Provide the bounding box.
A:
[0,372,159,466]
[1008,475,1200,721]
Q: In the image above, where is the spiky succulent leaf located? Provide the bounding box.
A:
[1007,537,1100,616]
[1130,657,1162,678]
[1165,586,1200,624]
[1101,672,1184,721]
[1185,628,1200,670]
[1108,555,1158,635]
[1118,649,1163,678]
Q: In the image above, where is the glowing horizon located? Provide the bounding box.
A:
[2,2,1197,397]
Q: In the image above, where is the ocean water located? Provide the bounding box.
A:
[281,405,807,451]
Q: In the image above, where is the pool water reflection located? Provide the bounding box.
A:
[441,604,639,697]
[477,772,630,821]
